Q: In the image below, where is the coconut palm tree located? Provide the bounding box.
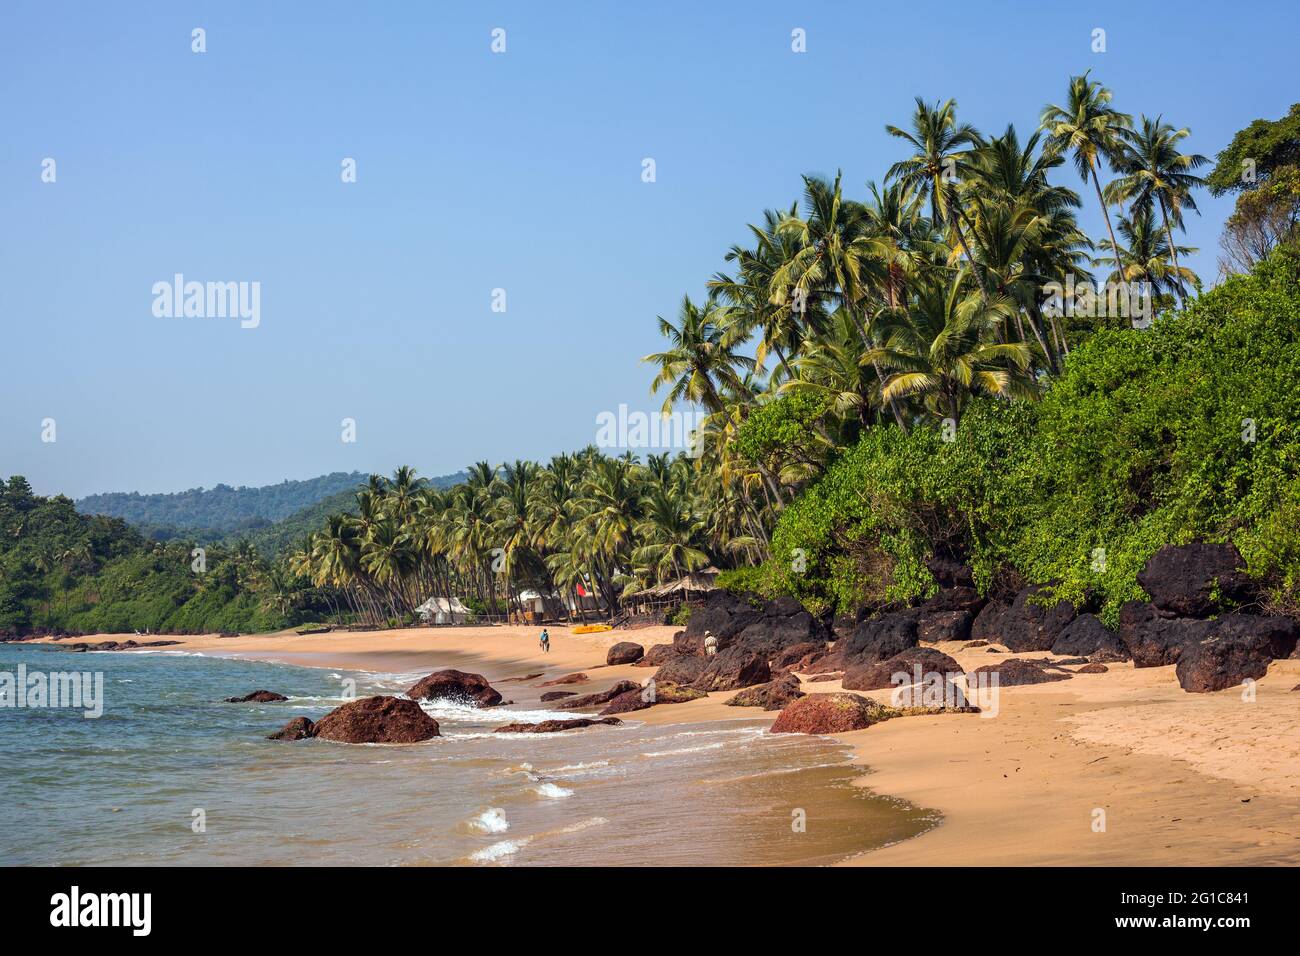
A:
[644,295,755,415]
[863,274,1033,423]
[1097,209,1199,308]
[1039,72,1132,276]
[886,98,986,295]
[1106,115,1207,304]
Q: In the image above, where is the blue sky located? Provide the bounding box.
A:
[3,0,1296,498]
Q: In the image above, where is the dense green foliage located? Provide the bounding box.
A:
[0,478,333,635]
[1208,104,1300,275]
[751,247,1300,623]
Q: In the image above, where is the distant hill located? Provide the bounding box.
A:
[77,472,373,534]
[224,485,364,556]
[76,470,467,554]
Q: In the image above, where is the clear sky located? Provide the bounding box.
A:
[3,0,1296,498]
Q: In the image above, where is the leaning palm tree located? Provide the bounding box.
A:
[643,295,755,415]
[863,274,1033,423]
[1039,71,1132,275]
[1105,115,1207,304]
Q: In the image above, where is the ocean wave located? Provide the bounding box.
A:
[641,741,733,758]
[467,817,608,865]
[469,837,528,863]
[548,764,608,780]
[532,782,573,799]
[467,807,509,834]
[418,700,573,725]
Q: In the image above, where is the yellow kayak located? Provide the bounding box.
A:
[571,624,612,634]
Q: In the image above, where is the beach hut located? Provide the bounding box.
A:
[516,589,549,624]
[415,596,471,625]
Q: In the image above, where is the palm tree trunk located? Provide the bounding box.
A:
[1090,159,1125,281]
[1156,194,1187,307]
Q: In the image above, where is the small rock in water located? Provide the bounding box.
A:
[224,689,288,703]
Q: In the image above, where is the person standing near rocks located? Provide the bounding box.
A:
[704,631,718,657]
[539,628,550,653]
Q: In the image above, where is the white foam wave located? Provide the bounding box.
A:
[469,838,528,863]
[533,782,573,799]
[468,808,510,834]
[641,741,732,758]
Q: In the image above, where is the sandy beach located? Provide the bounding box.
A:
[42,624,1300,866]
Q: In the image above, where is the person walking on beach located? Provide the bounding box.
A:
[539,628,550,653]
[704,630,717,657]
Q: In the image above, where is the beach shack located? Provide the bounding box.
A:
[415,596,471,625]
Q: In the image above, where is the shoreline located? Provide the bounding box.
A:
[26,624,1300,865]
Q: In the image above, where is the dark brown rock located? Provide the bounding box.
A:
[842,647,963,691]
[267,716,315,741]
[769,693,892,734]
[1075,663,1109,674]
[677,590,831,659]
[964,639,990,648]
[539,690,577,701]
[771,641,825,672]
[725,673,805,710]
[838,610,920,664]
[312,696,440,743]
[921,586,986,614]
[635,644,678,667]
[405,669,502,707]
[651,654,708,687]
[968,659,1071,687]
[224,689,288,703]
[689,646,771,692]
[556,680,641,710]
[1174,613,1299,692]
[598,682,705,715]
[1137,543,1253,618]
[970,602,1010,644]
[1118,601,1212,667]
[993,586,1077,652]
[917,609,975,644]
[494,717,622,734]
[1051,614,1125,658]
[606,641,645,665]
[538,672,590,686]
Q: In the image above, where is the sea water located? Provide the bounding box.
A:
[0,643,935,866]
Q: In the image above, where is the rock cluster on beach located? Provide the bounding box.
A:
[1118,544,1298,692]
[61,639,183,652]
[644,591,832,695]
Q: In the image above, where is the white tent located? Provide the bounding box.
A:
[415,596,471,625]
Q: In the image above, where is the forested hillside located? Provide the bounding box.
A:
[76,472,371,537]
